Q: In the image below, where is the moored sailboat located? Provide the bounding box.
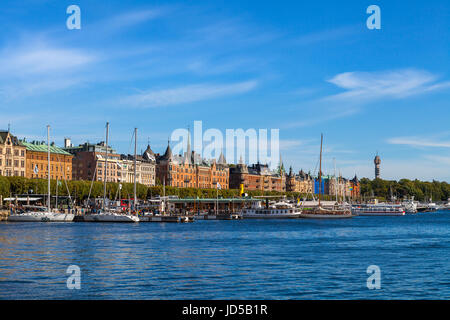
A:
[299,134,353,219]
[8,126,75,222]
[83,123,139,223]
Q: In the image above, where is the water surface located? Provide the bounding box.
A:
[0,211,449,299]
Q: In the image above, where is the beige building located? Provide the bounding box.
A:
[0,131,26,177]
[120,152,156,187]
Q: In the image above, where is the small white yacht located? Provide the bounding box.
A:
[9,206,75,222]
[441,199,450,210]
[83,210,139,222]
[240,201,302,219]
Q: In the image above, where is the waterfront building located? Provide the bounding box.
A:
[156,140,229,189]
[0,130,26,177]
[286,168,314,194]
[229,158,285,192]
[66,141,122,182]
[350,175,360,199]
[120,148,156,187]
[23,141,73,180]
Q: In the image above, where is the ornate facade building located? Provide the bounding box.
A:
[155,140,229,189]
[23,141,73,181]
[229,159,285,192]
[120,146,156,187]
[0,130,26,177]
[286,168,314,194]
[326,174,360,199]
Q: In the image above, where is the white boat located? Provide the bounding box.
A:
[8,126,75,223]
[440,199,450,210]
[9,206,75,222]
[83,211,139,222]
[352,204,405,216]
[402,200,417,214]
[82,123,139,223]
[241,201,302,219]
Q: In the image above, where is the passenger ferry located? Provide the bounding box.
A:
[352,204,405,216]
[240,201,302,219]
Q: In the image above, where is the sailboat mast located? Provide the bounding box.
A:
[318,134,323,207]
[103,122,109,210]
[47,125,51,212]
[334,157,337,202]
[133,127,137,211]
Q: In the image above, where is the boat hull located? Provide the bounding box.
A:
[8,213,75,222]
[83,214,139,222]
[299,213,353,219]
[353,211,405,216]
[242,213,301,219]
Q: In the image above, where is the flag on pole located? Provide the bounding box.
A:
[33,165,39,174]
[217,182,222,190]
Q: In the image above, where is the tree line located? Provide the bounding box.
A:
[0,176,334,203]
[359,178,450,202]
[4,176,445,203]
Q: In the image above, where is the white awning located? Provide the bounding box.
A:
[4,197,41,201]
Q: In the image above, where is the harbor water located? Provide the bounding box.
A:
[0,211,449,299]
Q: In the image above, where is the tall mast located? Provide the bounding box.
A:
[133,127,137,211]
[47,125,51,212]
[103,122,109,210]
[334,157,337,202]
[318,133,323,208]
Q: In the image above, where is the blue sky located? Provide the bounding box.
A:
[1,0,450,181]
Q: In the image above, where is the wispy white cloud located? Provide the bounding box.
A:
[0,40,97,100]
[424,155,450,166]
[387,136,450,148]
[325,69,450,102]
[293,26,359,46]
[279,139,304,150]
[120,80,258,108]
[0,43,96,77]
[101,8,167,31]
[283,107,360,129]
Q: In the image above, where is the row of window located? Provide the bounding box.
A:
[0,148,25,157]
[29,163,70,172]
[0,170,25,177]
[0,159,25,167]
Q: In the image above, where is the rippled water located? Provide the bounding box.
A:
[0,211,449,299]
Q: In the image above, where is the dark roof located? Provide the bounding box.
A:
[160,144,172,161]
[218,152,226,165]
[0,131,22,146]
[143,144,156,161]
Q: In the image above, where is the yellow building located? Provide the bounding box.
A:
[0,130,26,177]
[23,141,73,181]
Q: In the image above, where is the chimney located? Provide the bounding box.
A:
[64,138,72,148]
